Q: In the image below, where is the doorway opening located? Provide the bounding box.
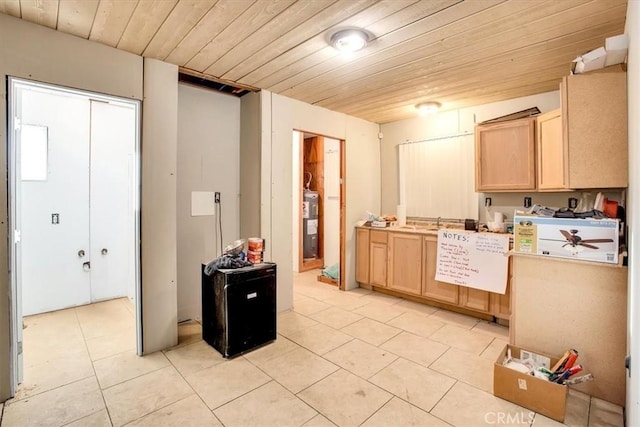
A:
[292,131,346,290]
[7,78,142,396]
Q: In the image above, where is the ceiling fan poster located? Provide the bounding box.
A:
[513,215,619,264]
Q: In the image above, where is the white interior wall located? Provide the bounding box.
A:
[475,190,624,225]
[141,58,179,353]
[626,0,639,423]
[239,92,262,240]
[259,91,274,267]
[19,89,92,315]
[292,131,301,272]
[259,91,380,312]
[177,83,240,322]
[380,91,561,218]
[0,14,145,401]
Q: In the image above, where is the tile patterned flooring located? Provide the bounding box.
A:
[0,271,624,426]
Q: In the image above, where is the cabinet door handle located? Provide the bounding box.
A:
[101,248,108,255]
[78,249,85,258]
[82,261,91,271]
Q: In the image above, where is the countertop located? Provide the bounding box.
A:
[356,223,511,237]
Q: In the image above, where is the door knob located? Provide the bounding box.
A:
[101,248,108,255]
[78,250,85,258]
[82,261,91,271]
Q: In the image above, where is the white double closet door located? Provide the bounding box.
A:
[17,84,136,316]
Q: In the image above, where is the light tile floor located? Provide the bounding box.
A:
[0,271,624,426]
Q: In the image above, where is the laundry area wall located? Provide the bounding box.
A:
[0,13,148,401]
[176,83,241,322]
[18,85,137,316]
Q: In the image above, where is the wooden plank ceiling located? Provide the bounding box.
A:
[0,0,627,124]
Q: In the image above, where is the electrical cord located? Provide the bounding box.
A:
[218,196,223,255]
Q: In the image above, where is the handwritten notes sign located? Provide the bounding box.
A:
[435,230,510,294]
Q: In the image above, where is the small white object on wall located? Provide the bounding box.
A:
[191,191,216,216]
[397,204,406,226]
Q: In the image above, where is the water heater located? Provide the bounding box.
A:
[303,190,319,259]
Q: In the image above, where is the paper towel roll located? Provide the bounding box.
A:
[494,212,504,224]
[397,205,406,226]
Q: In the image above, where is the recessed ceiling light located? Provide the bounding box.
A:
[330,29,369,52]
[415,102,441,116]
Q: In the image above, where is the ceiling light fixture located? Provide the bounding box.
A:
[415,102,441,116]
[330,29,369,52]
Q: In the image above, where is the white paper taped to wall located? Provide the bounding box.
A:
[191,191,216,216]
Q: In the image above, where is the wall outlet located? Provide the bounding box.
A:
[524,197,532,208]
[485,197,492,207]
[214,192,221,203]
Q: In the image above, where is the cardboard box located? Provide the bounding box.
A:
[604,34,629,67]
[572,46,606,74]
[571,33,628,74]
[494,345,568,422]
[513,214,619,264]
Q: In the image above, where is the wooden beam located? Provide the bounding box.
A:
[178,67,259,92]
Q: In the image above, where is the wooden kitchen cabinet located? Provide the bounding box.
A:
[356,227,511,321]
[475,117,536,192]
[356,228,370,284]
[536,72,628,191]
[387,232,422,295]
[536,108,566,191]
[422,237,459,304]
[561,71,627,189]
[490,281,511,320]
[369,230,388,287]
[459,287,491,312]
[512,254,627,405]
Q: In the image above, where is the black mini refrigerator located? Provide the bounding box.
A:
[202,263,276,358]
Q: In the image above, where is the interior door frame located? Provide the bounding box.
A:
[339,138,345,291]
[6,77,143,394]
[295,130,346,290]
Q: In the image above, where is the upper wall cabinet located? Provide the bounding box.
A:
[478,70,628,193]
[561,71,628,189]
[536,108,565,190]
[475,117,536,192]
[536,71,628,191]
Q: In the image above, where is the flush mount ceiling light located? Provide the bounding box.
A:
[415,102,441,116]
[330,29,369,52]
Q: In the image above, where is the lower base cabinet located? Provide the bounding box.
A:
[369,242,387,286]
[422,237,459,304]
[356,227,511,319]
[459,287,491,312]
[387,232,422,295]
[355,228,370,284]
[490,288,511,320]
